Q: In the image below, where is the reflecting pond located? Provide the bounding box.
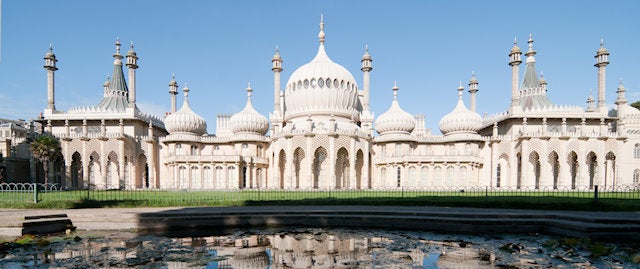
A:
[1,228,638,268]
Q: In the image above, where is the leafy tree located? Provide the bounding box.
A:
[631,100,640,111]
[30,135,62,185]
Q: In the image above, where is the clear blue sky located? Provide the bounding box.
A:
[1,1,639,134]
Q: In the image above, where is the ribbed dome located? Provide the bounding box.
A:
[375,83,416,135]
[284,20,360,122]
[164,86,207,135]
[439,84,482,135]
[230,85,269,135]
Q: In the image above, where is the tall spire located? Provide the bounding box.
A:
[361,44,373,112]
[468,71,479,112]
[615,78,627,106]
[96,38,129,111]
[246,82,253,101]
[318,14,326,45]
[169,73,178,113]
[595,38,610,113]
[521,34,540,89]
[44,44,58,110]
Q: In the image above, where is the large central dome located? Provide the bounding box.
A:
[284,19,360,123]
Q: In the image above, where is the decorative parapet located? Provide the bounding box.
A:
[160,133,268,144]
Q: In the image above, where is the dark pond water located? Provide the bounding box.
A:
[0,228,638,268]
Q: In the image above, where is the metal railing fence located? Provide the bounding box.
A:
[1,183,639,206]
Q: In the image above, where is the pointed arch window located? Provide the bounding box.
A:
[634,144,640,159]
[633,169,640,187]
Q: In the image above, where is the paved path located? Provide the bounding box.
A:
[1,206,639,241]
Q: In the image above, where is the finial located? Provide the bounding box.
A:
[365,44,369,52]
[457,81,464,98]
[514,37,517,45]
[392,81,399,99]
[275,45,279,53]
[115,37,121,54]
[183,82,190,98]
[130,41,134,49]
[49,43,53,51]
[527,34,534,51]
[246,82,253,98]
[318,14,326,45]
[172,72,175,80]
[600,38,604,47]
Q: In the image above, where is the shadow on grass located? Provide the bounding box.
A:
[69,199,149,209]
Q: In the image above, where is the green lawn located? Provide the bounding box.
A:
[1,189,639,211]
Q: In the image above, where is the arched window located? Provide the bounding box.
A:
[191,145,198,156]
[446,166,454,187]
[192,166,201,188]
[179,166,188,189]
[215,166,224,188]
[396,167,401,188]
[203,166,212,189]
[433,166,442,186]
[458,166,467,186]
[634,169,640,187]
[408,167,416,187]
[175,144,183,155]
[635,144,640,159]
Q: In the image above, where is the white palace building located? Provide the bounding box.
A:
[37,19,640,190]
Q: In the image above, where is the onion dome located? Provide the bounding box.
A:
[510,37,521,54]
[597,39,609,54]
[374,82,416,135]
[439,82,482,135]
[284,15,360,122]
[126,42,137,57]
[164,84,207,135]
[44,44,56,59]
[229,83,269,135]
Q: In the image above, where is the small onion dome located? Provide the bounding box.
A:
[374,82,416,135]
[103,75,111,88]
[361,45,372,61]
[44,44,56,59]
[126,42,137,57]
[510,37,521,53]
[597,39,609,54]
[439,82,482,135]
[229,83,269,135]
[272,46,282,60]
[164,84,207,135]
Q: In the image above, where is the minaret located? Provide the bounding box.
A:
[615,78,627,106]
[43,44,58,111]
[539,71,547,92]
[272,46,283,116]
[103,75,111,95]
[361,44,373,111]
[169,74,178,113]
[586,90,595,112]
[508,37,522,111]
[468,71,479,112]
[595,39,609,113]
[126,42,139,108]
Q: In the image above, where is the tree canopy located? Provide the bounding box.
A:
[631,100,640,111]
[30,135,62,185]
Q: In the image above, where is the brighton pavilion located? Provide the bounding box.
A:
[14,18,640,190]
